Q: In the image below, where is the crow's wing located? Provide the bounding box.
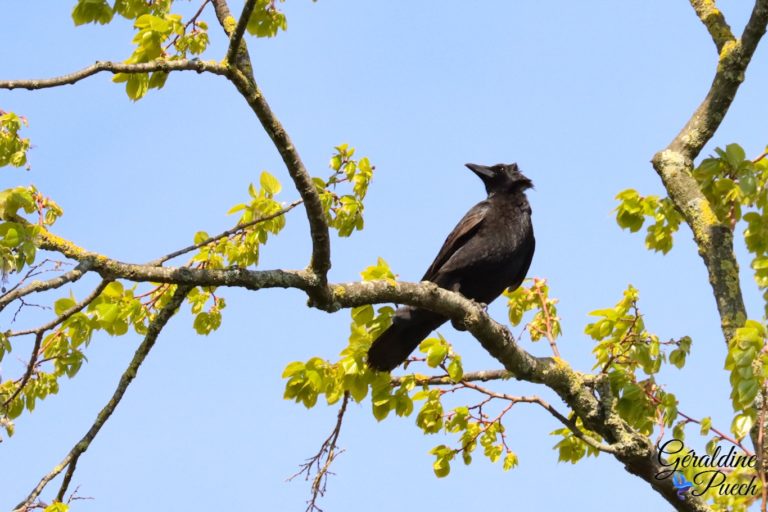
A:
[421,201,489,282]
[508,235,535,290]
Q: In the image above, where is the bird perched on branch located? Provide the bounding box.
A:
[366,162,535,372]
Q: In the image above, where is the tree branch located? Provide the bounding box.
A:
[689,0,736,52]
[225,0,257,66]
[225,68,332,287]
[32,225,317,291]
[652,1,768,487]
[330,280,712,512]
[652,0,768,343]
[209,0,333,295]
[390,369,511,386]
[12,285,191,512]
[0,59,228,91]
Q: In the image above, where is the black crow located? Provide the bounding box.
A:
[367,163,535,372]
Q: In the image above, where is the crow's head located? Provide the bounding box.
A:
[465,163,533,195]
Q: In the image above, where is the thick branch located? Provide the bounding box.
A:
[209,0,332,288]
[652,0,768,342]
[670,1,768,162]
[225,68,332,284]
[331,280,712,512]
[4,231,712,511]
[34,226,316,291]
[0,60,228,91]
[13,286,191,511]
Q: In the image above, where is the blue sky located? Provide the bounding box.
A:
[2,2,768,510]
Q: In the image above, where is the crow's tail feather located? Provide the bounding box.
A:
[367,307,447,372]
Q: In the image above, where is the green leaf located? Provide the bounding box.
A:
[102,281,125,299]
[72,0,113,25]
[260,171,282,196]
[246,0,288,38]
[94,303,120,328]
[360,257,396,282]
[429,445,454,478]
[447,357,463,382]
[502,451,519,471]
[700,416,712,436]
[43,501,69,512]
[731,412,755,440]
[124,73,150,101]
[148,71,169,90]
[724,143,746,169]
[54,297,77,316]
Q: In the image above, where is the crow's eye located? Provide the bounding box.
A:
[495,165,505,172]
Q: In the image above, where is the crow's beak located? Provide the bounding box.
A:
[465,163,494,179]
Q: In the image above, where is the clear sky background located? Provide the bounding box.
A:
[2,2,768,511]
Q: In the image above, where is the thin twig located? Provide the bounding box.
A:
[532,281,560,358]
[458,380,617,455]
[1,259,70,297]
[0,265,87,313]
[289,392,350,512]
[148,200,302,265]
[1,332,43,409]
[9,280,111,337]
[646,391,753,456]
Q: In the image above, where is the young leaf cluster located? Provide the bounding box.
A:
[425,372,520,478]
[283,261,397,413]
[195,171,287,269]
[723,320,767,439]
[188,286,225,335]
[0,186,62,276]
[71,1,211,100]
[72,0,174,26]
[314,144,375,237]
[586,286,690,435]
[245,0,288,38]
[112,12,208,100]
[550,415,602,463]
[504,278,561,341]
[0,111,30,169]
[614,189,683,254]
